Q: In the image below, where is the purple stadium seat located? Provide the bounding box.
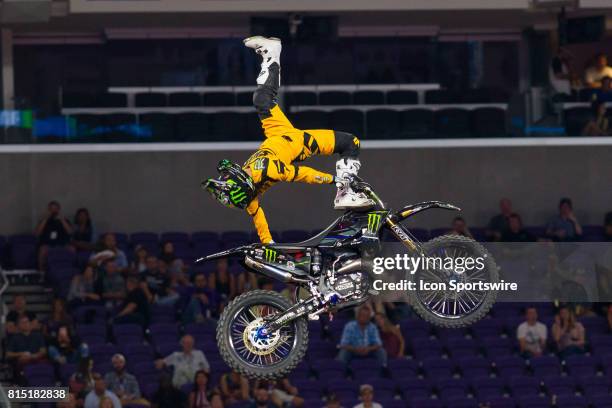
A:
[578,375,611,396]
[113,323,142,338]
[471,318,504,339]
[556,395,587,408]
[509,376,540,396]
[377,400,405,408]
[592,336,612,355]
[389,359,419,379]
[471,377,506,399]
[412,338,444,359]
[517,395,550,408]
[447,338,481,359]
[24,363,54,379]
[59,363,77,383]
[564,355,600,377]
[73,304,106,324]
[481,336,514,357]
[422,357,455,378]
[157,342,180,357]
[429,228,448,238]
[220,231,249,247]
[530,356,562,377]
[130,232,159,245]
[27,375,55,386]
[478,396,515,408]
[409,397,443,408]
[437,377,469,398]
[435,327,469,341]
[590,395,612,408]
[160,232,190,243]
[191,231,219,243]
[524,226,546,240]
[442,396,478,408]
[77,324,106,339]
[542,375,576,396]
[581,316,609,336]
[494,356,526,378]
[456,356,491,378]
[582,225,605,241]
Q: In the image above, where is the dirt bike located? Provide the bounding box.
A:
[197,177,499,379]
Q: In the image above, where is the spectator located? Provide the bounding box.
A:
[592,76,612,102]
[44,298,74,338]
[6,315,47,369]
[35,200,73,271]
[101,260,126,309]
[605,211,612,241]
[104,353,148,406]
[337,304,387,373]
[487,198,513,241]
[48,324,89,365]
[142,256,180,306]
[83,373,121,408]
[324,395,343,408]
[582,100,609,136]
[69,357,95,398]
[56,392,77,408]
[72,208,96,251]
[549,47,578,101]
[374,312,404,358]
[546,198,583,242]
[155,334,210,388]
[130,245,148,274]
[584,53,612,88]
[114,276,149,326]
[5,294,39,335]
[159,241,185,274]
[249,385,275,408]
[188,370,223,408]
[501,213,535,242]
[272,378,303,408]
[517,307,547,358]
[449,216,473,239]
[90,233,128,270]
[209,258,236,307]
[152,373,186,408]
[183,272,218,323]
[219,370,249,405]
[68,266,101,307]
[352,384,382,408]
[552,306,586,358]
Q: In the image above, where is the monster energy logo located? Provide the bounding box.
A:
[227,179,247,204]
[264,247,277,262]
[367,212,383,233]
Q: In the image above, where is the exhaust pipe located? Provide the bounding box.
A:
[244,256,310,283]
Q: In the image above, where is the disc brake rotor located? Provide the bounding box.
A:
[243,317,281,356]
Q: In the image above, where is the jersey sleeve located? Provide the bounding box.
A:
[246,198,274,244]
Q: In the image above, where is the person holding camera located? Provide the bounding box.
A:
[35,200,74,273]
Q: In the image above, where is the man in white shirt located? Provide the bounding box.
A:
[352,384,382,408]
[155,334,210,388]
[84,374,122,408]
[584,53,612,89]
[517,307,548,358]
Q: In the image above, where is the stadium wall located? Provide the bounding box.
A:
[0,143,611,236]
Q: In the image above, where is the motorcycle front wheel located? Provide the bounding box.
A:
[409,234,499,328]
[216,290,308,379]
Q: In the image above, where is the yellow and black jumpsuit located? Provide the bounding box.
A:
[243,63,361,243]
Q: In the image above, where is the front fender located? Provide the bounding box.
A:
[392,200,461,222]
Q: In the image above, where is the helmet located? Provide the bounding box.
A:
[202,159,256,210]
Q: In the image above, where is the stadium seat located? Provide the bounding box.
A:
[62,92,97,108]
[209,112,248,141]
[134,92,167,107]
[366,109,401,139]
[542,375,576,396]
[175,112,209,141]
[386,90,418,105]
[425,89,457,104]
[471,107,507,137]
[434,108,471,138]
[399,109,434,138]
[353,90,385,105]
[293,110,330,130]
[104,113,138,141]
[202,92,235,106]
[168,92,201,107]
[96,92,128,108]
[319,91,352,105]
[564,107,591,136]
[9,234,37,269]
[139,113,176,141]
[285,91,317,106]
[530,356,562,377]
[71,114,104,141]
[329,109,364,138]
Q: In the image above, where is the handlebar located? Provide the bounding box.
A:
[350,176,386,209]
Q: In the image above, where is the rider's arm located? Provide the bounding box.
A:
[246,198,274,244]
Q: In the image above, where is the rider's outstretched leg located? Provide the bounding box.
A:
[332,131,374,209]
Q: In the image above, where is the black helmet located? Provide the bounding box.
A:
[202,159,256,210]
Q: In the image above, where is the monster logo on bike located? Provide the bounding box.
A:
[367,211,384,234]
[264,247,277,262]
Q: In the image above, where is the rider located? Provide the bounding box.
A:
[204,36,373,244]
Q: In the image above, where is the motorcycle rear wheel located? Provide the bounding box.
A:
[216,290,309,379]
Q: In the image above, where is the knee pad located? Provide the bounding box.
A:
[253,87,276,114]
[334,131,360,159]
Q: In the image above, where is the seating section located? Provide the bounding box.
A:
[54,86,512,141]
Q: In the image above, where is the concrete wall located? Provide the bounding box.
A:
[1,144,611,237]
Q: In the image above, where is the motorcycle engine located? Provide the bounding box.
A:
[332,272,367,298]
